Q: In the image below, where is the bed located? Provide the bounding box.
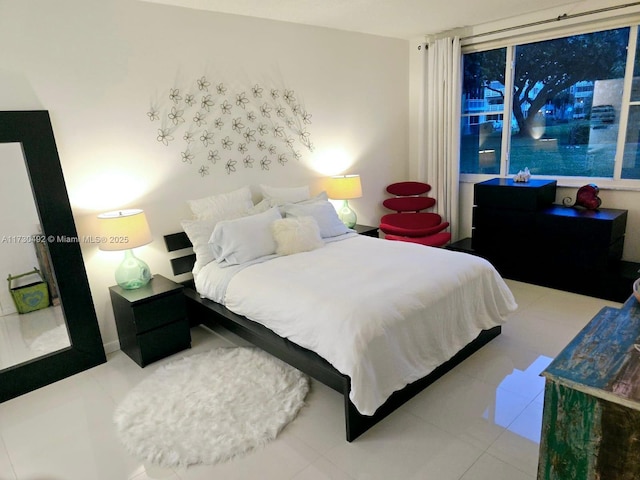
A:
[164,185,518,441]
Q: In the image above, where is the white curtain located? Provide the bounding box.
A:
[423,36,461,241]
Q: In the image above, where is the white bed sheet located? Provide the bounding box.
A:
[196,235,517,415]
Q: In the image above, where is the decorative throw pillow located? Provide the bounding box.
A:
[271,216,324,256]
[282,201,350,238]
[209,207,282,266]
[260,184,310,206]
[188,186,253,220]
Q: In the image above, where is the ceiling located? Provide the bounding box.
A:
[141,0,596,39]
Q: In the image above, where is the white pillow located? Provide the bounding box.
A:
[297,190,328,205]
[181,209,248,272]
[209,207,282,266]
[181,217,218,273]
[282,201,350,238]
[188,186,253,220]
[260,184,310,206]
[267,191,330,216]
[271,216,324,256]
[247,198,271,215]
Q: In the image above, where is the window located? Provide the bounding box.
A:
[460,25,640,183]
[460,47,506,175]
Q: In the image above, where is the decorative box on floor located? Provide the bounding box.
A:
[538,295,640,479]
[7,268,50,314]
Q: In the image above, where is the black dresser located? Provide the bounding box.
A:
[473,178,557,269]
[472,178,631,301]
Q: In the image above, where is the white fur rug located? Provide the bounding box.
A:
[113,347,309,468]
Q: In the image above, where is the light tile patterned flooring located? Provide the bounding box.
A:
[0,280,623,480]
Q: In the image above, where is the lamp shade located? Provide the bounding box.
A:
[326,175,362,200]
[97,209,152,252]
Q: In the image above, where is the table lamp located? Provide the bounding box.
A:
[326,174,362,228]
[98,209,152,290]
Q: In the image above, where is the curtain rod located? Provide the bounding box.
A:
[461,1,640,41]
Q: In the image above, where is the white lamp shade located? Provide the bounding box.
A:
[97,209,152,251]
[326,175,362,200]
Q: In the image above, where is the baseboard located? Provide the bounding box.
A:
[103,340,121,355]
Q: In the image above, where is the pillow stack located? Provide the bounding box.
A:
[181,186,253,272]
[181,184,352,271]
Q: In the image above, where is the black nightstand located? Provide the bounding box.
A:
[109,274,191,367]
[353,224,379,238]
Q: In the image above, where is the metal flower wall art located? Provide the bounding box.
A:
[148,76,314,178]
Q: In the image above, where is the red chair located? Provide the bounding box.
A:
[379,181,451,247]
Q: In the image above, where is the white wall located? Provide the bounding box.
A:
[0,0,409,351]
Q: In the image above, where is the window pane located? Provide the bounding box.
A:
[627,28,640,178]
[460,118,502,174]
[509,28,629,177]
[632,29,640,102]
[460,48,506,174]
[622,104,640,179]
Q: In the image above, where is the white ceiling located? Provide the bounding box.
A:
[141,0,596,39]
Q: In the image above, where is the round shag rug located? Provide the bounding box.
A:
[113,347,309,468]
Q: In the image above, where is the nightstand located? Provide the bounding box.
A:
[353,224,379,238]
[109,274,191,367]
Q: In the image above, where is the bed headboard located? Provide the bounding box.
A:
[163,232,196,277]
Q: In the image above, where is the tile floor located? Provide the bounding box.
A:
[0,280,623,480]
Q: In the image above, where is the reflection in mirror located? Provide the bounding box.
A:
[0,143,71,370]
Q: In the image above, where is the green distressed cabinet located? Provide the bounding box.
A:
[538,295,640,479]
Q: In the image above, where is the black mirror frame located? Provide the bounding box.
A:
[0,110,106,402]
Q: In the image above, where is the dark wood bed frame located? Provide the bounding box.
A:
[164,231,501,441]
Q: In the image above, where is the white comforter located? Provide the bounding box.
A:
[196,235,517,415]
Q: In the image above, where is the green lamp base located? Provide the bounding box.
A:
[116,249,151,290]
[337,199,357,229]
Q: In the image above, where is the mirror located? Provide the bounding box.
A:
[0,143,70,369]
[0,111,106,402]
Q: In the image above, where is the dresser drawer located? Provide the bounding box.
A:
[133,292,186,333]
[474,178,556,210]
[473,206,537,231]
[538,206,628,247]
[136,318,191,367]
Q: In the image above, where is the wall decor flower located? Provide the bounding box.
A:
[208,150,220,163]
[148,74,315,177]
[225,159,237,174]
[197,76,210,92]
